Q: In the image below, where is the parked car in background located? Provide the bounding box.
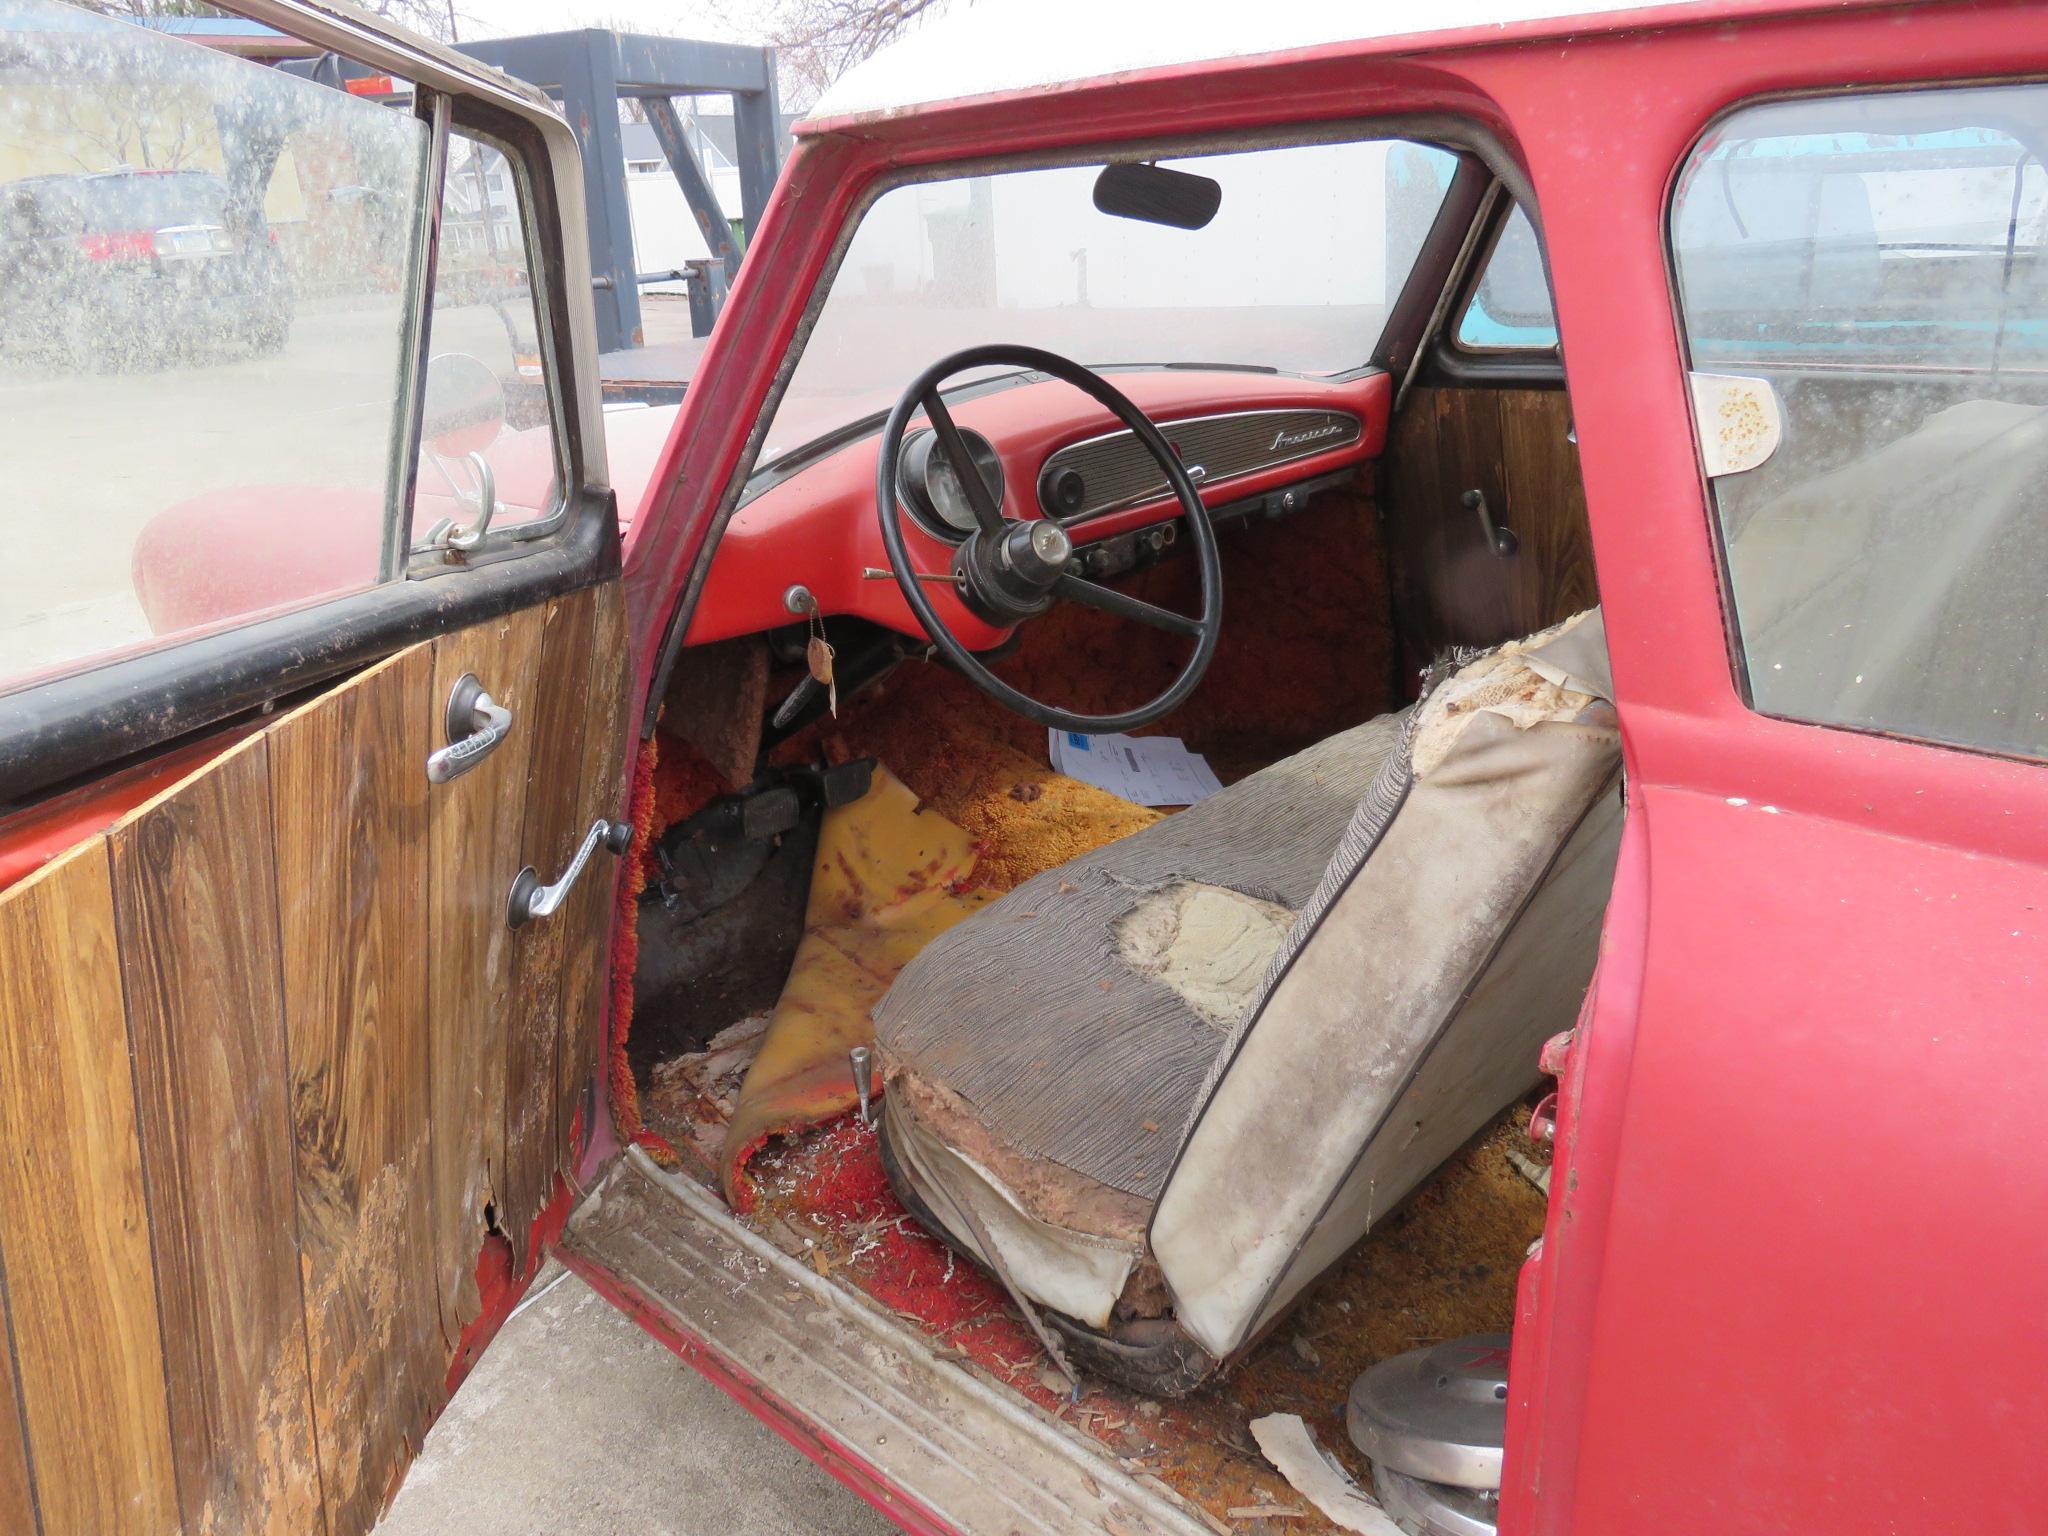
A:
[0,167,292,369]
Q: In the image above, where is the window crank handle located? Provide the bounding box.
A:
[426,673,513,783]
[506,817,633,929]
[1462,488,1519,557]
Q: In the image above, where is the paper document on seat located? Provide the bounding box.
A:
[1048,729,1223,806]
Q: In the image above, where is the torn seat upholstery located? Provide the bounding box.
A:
[872,611,1622,1390]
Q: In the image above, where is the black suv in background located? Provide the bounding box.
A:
[0,168,293,371]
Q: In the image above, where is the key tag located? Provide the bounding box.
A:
[805,610,837,718]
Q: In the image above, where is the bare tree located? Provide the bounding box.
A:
[709,0,957,111]
[72,0,466,41]
[350,0,471,42]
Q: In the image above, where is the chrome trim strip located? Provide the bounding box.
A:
[384,88,451,584]
[1039,406,1363,523]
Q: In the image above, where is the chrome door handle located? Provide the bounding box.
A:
[426,672,512,783]
[507,817,631,929]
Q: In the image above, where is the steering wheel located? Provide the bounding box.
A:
[875,343,1223,734]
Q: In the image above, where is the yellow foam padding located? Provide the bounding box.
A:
[720,765,993,1206]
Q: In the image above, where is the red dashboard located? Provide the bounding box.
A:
[682,369,1391,652]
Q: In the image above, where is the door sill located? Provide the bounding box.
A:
[563,1146,1216,1536]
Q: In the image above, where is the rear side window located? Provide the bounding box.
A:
[1671,86,2048,760]
[1456,205,1558,351]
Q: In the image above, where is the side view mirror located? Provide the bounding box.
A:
[1093,162,1222,231]
[422,351,504,458]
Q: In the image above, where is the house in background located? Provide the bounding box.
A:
[619,108,798,294]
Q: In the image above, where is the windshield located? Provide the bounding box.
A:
[755,137,1459,468]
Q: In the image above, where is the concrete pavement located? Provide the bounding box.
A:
[375,1264,897,1536]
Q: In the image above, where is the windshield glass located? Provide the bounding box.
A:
[755,137,1459,468]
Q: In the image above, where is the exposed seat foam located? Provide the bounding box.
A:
[874,611,1621,1382]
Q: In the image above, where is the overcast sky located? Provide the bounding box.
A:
[454,0,761,43]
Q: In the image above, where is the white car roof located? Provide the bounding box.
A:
[809,0,1714,124]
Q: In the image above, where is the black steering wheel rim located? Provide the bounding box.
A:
[874,343,1223,734]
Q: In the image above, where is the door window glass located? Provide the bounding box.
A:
[0,0,429,693]
[409,132,560,550]
[1455,205,1558,350]
[1671,86,2048,759]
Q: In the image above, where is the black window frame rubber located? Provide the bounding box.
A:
[1417,186,1566,390]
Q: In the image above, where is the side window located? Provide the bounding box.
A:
[0,1,563,698]
[1672,87,2048,760]
[1456,205,1558,351]
[410,133,560,547]
[0,0,427,692]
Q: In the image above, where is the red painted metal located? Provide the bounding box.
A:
[680,369,1386,649]
[0,727,248,893]
[560,1247,961,1536]
[610,4,2048,1533]
[446,1177,577,1399]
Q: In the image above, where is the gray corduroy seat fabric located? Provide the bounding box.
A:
[878,711,1410,1211]
[873,610,1621,1381]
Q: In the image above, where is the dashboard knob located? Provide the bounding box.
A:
[1049,468,1087,516]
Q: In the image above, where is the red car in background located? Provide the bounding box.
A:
[0,168,291,369]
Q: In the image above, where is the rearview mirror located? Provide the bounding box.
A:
[422,352,505,458]
[1093,162,1221,231]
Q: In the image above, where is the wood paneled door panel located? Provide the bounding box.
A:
[0,842,180,1536]
[0,580,628,1536]
[1384,387,1598,662]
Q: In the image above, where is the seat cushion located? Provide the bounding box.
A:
[874,710,1411,1216]
[874,610,1621,1359]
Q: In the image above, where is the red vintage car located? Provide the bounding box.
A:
[0,2,2042,1535]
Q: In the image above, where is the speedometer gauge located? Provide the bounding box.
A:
[898,427,1005,540]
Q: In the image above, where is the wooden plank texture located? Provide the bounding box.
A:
[1381,383,1443,673]
[558,582,634,1168]
[426,607,545,1342]
[0,584,626,1536]
[0,842,181,1536]
[0,1261,39,1536]
[1431,386,1520,646]
[110,737,326,1536]
[1385,386,1600,657]
[1499,390,1600,635]
[269,645,440,1536]
[500,590,598,1267]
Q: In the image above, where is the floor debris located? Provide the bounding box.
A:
[1249,1415,1405,1536]
[719,766,991,1205]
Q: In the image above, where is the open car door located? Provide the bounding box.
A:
[0,5,630,1534]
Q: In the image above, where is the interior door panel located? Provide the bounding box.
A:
[426,603,547,1343]
[0,842,181,1536]
[0,580,626,1536]
[0,1280,32,1536]
[1384,386,1597,661]
[111,736,327,1535]
[554,589,634,1174]
[269,642,440,1535]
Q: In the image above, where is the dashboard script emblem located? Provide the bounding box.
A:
[1272,421,1345,451]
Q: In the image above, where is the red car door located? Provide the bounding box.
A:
[1494,8,2048,1533]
